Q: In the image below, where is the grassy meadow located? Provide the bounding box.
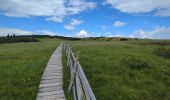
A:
[0,38,60,100]
[65,39,170,100]
[1,37,170,100]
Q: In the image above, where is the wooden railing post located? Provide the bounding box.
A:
[63,42,65,50]
[68,56,78,93]
[67,47,71,67]
[63,42,96,100]
[66,44,68,56]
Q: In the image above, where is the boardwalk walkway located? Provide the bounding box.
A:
[37,43,65,100]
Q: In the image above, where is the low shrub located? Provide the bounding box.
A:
[155,47,170,58]
[120,38,128,41]
[106,38,113,41]
[134,38,139,40]
[135,41,170,46]
[0,37,39,44]
[120,55,149,70]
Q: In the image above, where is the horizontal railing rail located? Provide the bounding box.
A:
[63,42,96,100]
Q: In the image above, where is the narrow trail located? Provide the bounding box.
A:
[37,43,65,100]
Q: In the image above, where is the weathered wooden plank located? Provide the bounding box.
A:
[38,90,64,96]
[42,75,62,79]
[36,43,65,100]
[68,57,79,92]
[77,62,96,100]
[40,80,62,84]
[39,86,62,93]
[44,70,62,73]
[77,65,91,100]
[71,50,76,61]
[76,72,83,100]
[43,73,62,76]
[72,83,77,100]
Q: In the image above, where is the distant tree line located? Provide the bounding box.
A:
[6,34,16,38]
[0,34,39,44]
[17,35,82,40]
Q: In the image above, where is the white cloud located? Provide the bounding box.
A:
[104,32,112,35]
[76,30,89,38]
[70,19,83,26]
[67,0,96,15]
[0,0,96,22]
[64,19,83,30]
[104,0,170,16]
[0,27,60,37]
[0,27,33,36]
[36,30,58,36]
[113,21,126,27]
[45,16,63,23]
[99,33,124,37]
[131,26,170,39]
[114,34,123,37]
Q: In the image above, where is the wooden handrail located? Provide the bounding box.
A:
[63,42,96,100]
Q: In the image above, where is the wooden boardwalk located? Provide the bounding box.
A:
[37,43,65,100]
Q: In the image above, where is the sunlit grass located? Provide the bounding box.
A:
[0,39,60,100]
[65,40,170,100]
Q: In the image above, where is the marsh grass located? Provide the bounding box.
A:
[63,40,170,100]
[155,47,170,58]
[120,55,149,70]
[62,51,74,100]
[134,40,170,46]
[0,37,39,44]
[0,38,60,100]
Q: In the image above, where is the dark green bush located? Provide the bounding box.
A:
[120,55,149,70]
[0,37,39,44]
[155,47,170,58]
[135,41,170,46]
[120,38,128,41]
[134,38,139,40]
[106,38,113,41]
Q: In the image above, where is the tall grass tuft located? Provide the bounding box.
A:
[120,38,128,41]
[120,55,149,70]
[155,47,170,58]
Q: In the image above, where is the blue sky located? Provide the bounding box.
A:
[0,0,170,39]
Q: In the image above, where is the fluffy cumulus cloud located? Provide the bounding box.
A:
[113,21,126,27]
[0,27,33,36]
[76,30,89,38]
[64,19,83,30]
[0,0,96,22]
[130,26,170,39]
[104,0,170,16]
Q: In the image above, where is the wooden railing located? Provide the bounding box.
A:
[63,42,96,100]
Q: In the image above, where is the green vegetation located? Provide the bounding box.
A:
[155,47,170,58]
[0,36,39,44]
[1,36,170,100]
[62,51,73,100]
[64,40,170,100]
[134,40,170,46]
[0,38,60,100]
[120,55,149,70]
